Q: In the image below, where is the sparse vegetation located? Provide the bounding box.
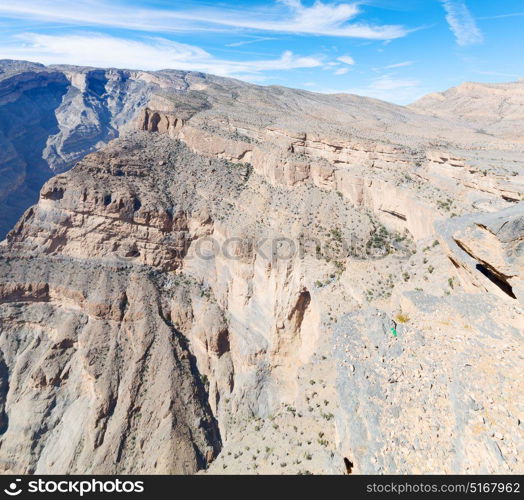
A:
[395,312,410,323]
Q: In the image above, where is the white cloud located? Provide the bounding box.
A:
[0,0,409,40]
[334,67,350,75]
[226,37,277,47]
[477,12,524,20]
[439,0,483,46]
[337,55,355,65]
[343,75,423,104]
[369,75,420,91]
[384,61,413,69]
[1,33,323,79]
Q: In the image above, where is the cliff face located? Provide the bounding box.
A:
[0,61,522,474]
[0,259,221,474]
[0,61,154,238]
[2,60,523,241]
[135,80,523,242]
[0,136,231,473]
[0,66,68,237]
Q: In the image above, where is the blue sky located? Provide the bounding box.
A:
[0,0,522,104]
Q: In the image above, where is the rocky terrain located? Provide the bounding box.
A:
[0,60,154,237]
[0,60,522,474]
[411,79,524,142]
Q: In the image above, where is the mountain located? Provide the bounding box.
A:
[410,79,524,141]
[0,60,522,474]
[1,60,522,239]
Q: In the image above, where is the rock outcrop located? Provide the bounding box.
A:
[436,203,524,305]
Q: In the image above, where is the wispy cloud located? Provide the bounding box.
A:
[439,0,483,46]
[334,67,350,75]
[343,75,423,104]
[226,37,277,48]
[369,75,420,91]
[0,32,324,79]
[337,55,355,65]
[0,0,409,40]
[384,61,413,69]
[477,12,524,20]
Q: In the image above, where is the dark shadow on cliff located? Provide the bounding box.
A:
[0,77,69,239]
[150,272,223,469]
[0,354,9,435]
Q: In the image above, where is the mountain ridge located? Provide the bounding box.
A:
[1,59,522,239]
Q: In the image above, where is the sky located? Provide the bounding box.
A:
[0,0,522,104]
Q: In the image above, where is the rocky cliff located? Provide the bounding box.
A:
[2,60,523,240]
[0,60,155,237]
[0,61,522,474]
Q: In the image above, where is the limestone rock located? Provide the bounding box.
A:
[436,203,524,305]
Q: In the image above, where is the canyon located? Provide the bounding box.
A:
[0,60,522,474]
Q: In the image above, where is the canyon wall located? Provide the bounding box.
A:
[0,61,154,238]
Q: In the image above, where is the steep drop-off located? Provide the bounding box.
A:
[0,60,154,238]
